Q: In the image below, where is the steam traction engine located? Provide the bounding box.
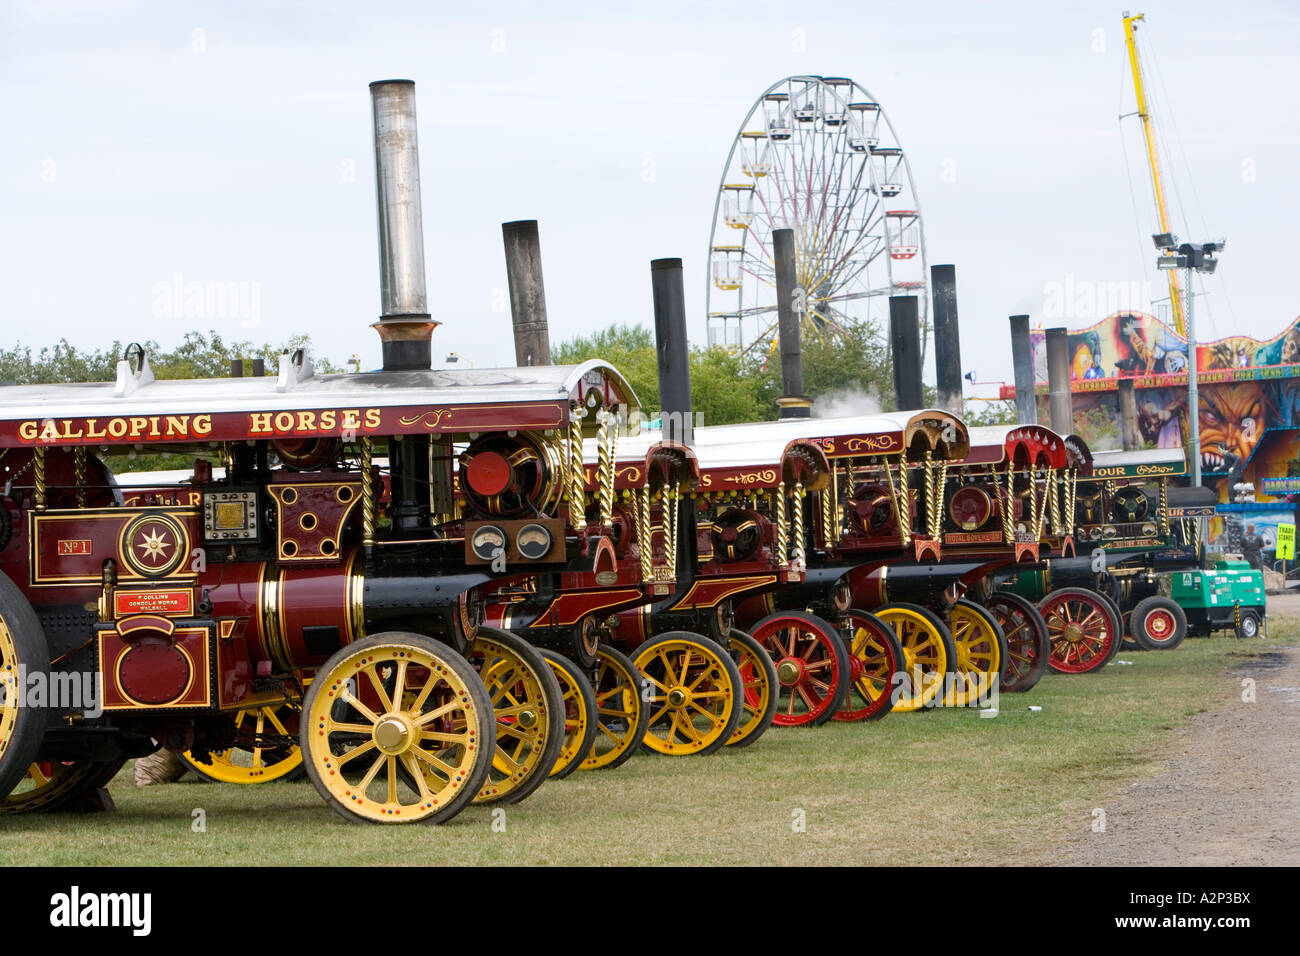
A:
[0,78,644,824]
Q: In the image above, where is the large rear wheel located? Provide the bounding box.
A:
[2,758,124,814]
[0,575,50,804]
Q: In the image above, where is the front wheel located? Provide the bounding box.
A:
[723,628,778,747]
[983,592,1049,693]
[944,600,1007,707]
[181,695,306,784]
[633,632,743,755]
[1040,588,1121,674]
[748,612,850,726]
[579,644,649,771]
[539,649,597,779]
[1129,596,1188,651]
[833,609,904,722]
[874,603,957,712]
[300,632,496,824]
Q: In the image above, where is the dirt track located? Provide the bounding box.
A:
[1047,595,1300,866]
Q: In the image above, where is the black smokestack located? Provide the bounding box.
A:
[1046,327,1072,435]
[370,79,437,372]
[773,228,810,419]
[931,264,963,415]
[889,295,923,410]
[502,219,552,367]
[650,258,693,446]
[1009,314,1037,424]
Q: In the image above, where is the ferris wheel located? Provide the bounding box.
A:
[706,75,928,356]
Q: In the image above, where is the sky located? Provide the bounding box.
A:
[2,0,1297,406]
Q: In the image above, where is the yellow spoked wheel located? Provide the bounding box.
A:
[539,649,597,779]
[579,644,649,771]
[724,628,778,747]
[180,691,308,784]
[299,632,495,825]
[2,759,124,814]
[874,603,957,713]
[632,632,743,756]
[0,576,50,804]
[469,627,564,805]
[942,599,1007,708]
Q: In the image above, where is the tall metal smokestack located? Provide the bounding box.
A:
[370,79,436,371]
[1009,315,1037,424]
[1045,327,1072,436]
[931,265,963,415]
[773,228,810,419]
[889,295,923,410]
[502,220,552,367]
[1118,377,1140,451]
[650,258,693,446]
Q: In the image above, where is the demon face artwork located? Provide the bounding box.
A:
[1199,383,1267,478]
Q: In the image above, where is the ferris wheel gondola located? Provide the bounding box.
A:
[706,75,929,356]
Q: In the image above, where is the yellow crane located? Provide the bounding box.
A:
[1123,11,1185,335]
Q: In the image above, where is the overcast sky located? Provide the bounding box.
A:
[2,0,1297,404]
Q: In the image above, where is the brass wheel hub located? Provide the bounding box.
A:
[1062,622,1084,643]
[516,709,539,729]
[374,714,413,754]
[667,687,688,708]
[776,659,803,686]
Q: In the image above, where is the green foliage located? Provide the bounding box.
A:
[964,400,1020,427]
[551,321,893,426]
[0,331,340,386]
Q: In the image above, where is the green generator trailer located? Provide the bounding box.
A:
[1163,559,1266,639]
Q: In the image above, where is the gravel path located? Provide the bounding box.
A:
[1048,603,1300,865]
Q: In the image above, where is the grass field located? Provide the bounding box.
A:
[1,627,1293,866]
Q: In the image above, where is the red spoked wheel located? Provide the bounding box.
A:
[748,611,849,727]
[833,609,904,722]
[1040,588,1122,674]
[983,592,1050,693]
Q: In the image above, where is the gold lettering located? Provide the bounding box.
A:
[273,412,295,432]
[193,414,211,437]
[60,419,83,439]
[149,417,161,436]
[164,416,190,437]
[248,412,273,434]
[128,417,149,438]
[364,408,381,430]
[39,420,60,441]
[85,419,107,440]
[319,410,336,431]
[107,418,128,438]
[18,422,37,441]
[340,410,360,430]
[296,411,316,432]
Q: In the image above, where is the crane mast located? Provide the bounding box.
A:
[1123,12,1186,336]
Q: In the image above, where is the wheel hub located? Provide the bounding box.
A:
[516,709,539,729]
[374,714,413,754]
[1062,622,1085,643]
[776,659,804,686]
[667,687,688,708]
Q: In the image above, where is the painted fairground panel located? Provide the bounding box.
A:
[1012,312,1300,500]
